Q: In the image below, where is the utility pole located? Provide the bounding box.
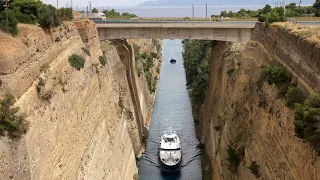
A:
[88,1,92,12]
[299,0,302,7]
[283,0,286,14]
[57,0,58,8]
[3,0,10,23]
[205,3,208,20]
[192,4,194,20]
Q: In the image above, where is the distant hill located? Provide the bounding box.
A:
[138,0,315,7]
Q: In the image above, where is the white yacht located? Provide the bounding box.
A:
[159,127,182,170]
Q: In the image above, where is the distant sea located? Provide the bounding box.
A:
[76,5,267,17]
[75,3,313,17]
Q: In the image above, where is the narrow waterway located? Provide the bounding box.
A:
[138,39,202,180]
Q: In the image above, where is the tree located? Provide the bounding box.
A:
[227,11,234,17]
[314,0,320,16]
[91,8,98,13]
[59,7,73,20]
[10,0,42,24]
[220,10,228,17]
[258,7,286,26]
[263,4,272,14]
[102,9,120,18]
[37,4,60,28]
[0,10,18,35]
[286,3,297,9]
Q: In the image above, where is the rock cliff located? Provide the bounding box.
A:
[200,23,320,179]
[0,20,159,180]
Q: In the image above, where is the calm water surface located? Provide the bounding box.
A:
[138,39,202,180]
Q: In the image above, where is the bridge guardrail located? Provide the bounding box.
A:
[93,20,258,24]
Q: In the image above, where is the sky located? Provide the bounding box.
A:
[43,0,146,7]
[43,0,315,8]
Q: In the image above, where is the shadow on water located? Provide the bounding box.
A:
[138,39,202,180]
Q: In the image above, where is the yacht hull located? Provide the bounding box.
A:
[159,157,181,171]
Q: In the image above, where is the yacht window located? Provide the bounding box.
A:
[160,148,181,151]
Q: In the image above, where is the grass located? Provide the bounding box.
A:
[68,54,85,70]
[214,126,221,131]
[81,47,91,56]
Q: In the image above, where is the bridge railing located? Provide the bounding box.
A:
[93,19,258,24]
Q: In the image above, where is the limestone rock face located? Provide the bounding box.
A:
[0,21,157,180]
[201,24,320,180]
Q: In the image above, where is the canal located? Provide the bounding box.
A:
[138,39,202,180]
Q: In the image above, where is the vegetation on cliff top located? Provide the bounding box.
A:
[217,2,319,18]
[0,94,28,138]
[101,9,137,19]
[260,65,320,155]
[0,0,74,35]
[215,2,320,26]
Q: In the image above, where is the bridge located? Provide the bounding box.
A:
[95,20,257,43]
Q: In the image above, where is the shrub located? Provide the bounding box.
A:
[99,56,106,66]
[82,47,91,56]
[226,144,245,172]
[13,10,36,24]
[0,10,18,36]
[145,71,153,93]
[298,32,312,39]
[258,6,286,26]
[248,161,260,178]
[293,94,320,155]
[260,65,292,87]
[40,63,50,73]
[68,54,85,70]
[0,94,28,138]
[151,52,158,59]
[133,174,139,180]
[227,68,235,77]
[156,44,161,53]
[285,87,306,108]
[136,63,142,77]
[59,8,73,21]
[36,77,45,95]
[11,0,42,24]
[38,4,60,28]
[133,44,141,60]
[214,126,221,131]
[140,52,148,59]
[147,54,153,62]
[152,39,158,46]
